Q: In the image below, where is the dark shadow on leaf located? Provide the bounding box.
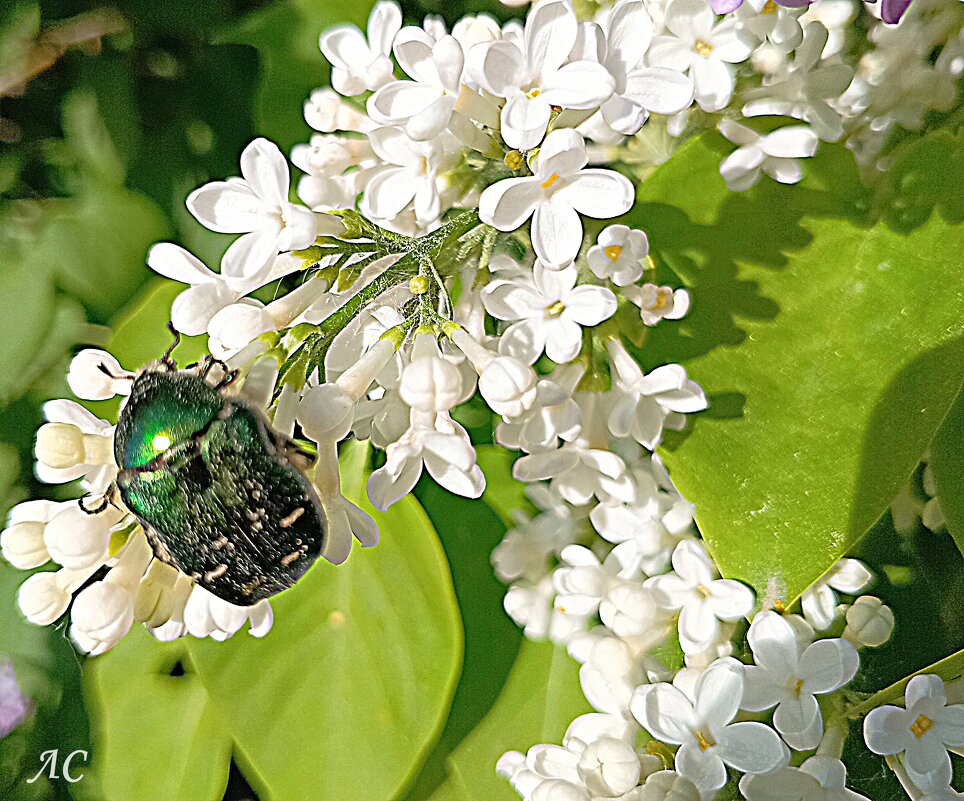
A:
[659,391,747,454]
[222,755,260,801]
[848,334,964,546]
[405,478,522,801]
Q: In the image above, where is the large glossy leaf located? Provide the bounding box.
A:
[929,386,964,555]
[417,640,591,801]
[631,134,964,603]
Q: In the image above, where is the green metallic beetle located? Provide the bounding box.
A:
[102,330,325,606]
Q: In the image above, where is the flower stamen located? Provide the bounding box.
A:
[694,39,713,57]
[910,714,934,738]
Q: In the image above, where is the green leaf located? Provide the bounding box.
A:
[0,257,54,406]
[83,634,232,801]
[631,134,964,604]
[928,386,964,555]
[418,640,591,801]
[219,0,373,153]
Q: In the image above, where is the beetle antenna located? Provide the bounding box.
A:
[97,363,134,381]
[162,322,181,369]
[78,494,110,515]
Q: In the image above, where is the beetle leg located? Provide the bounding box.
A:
[215,369,240,389]
[162,322,181,370]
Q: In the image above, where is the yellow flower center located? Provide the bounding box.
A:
[526,87,542,99]
[696,731,716,752]
[545,300,566,318]
[540,172,560,190]
[696,584,712,598]
[762,0,778,13]
[910,715,934,738]
[604,245,623,261]
[793,678,805,697]
[694,39,713,57]
[652,289,670,310]
[504,150,524,170]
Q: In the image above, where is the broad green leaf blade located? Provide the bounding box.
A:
[420,640,591,801]
[84,631,232,801]
[0,258,54,406]
[928,387,964,555]
[185,441,463,801]
[632,134,964,603]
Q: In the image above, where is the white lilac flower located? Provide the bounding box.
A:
[523,713,639,800]
[504,574,588,643]
[587,224,649,286]
[718,119,819,190]
[608,340,707,450]
[742,610,859,750]
[631,657,789,796]
[368,29,465,140]
[736,0,805,54]
[448,327,539,419]
[514,439,637,507]
[67,349,133,401]
[590,467,695,576]
[593,0,695,137]
[147,243,251,336]
[319,0,402,96]
[631,770,702,801]
[495,366,583,454]
[801,557,872,630]
[399,333,465,414]
[648,0,756,112]
[367,409,485,511]
[742,22,854,141]
[361,127,457,227]
[1,499,59,569]
[34,400,116,492]
[864,674,964,792]
[186,138,319,282]
[569,630,650,717]
[304,87,374,133]
[482,260,617,365]
[798,0,856,58]
[645,539,754,655]
[183,585,274,642]
[624,283,691,326]
[479,128,634,267]
[470,0,614,149]
[739,755,870,801]
[491,509,575,584]
[843,595,895,648]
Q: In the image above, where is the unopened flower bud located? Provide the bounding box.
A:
[18,571,73,625]
[635,770,701,801]
[35,423,113,471]
[843,596,894,647]
[299,384,355,442]
[400,351,463,413]
[67,349,132,401]
[1,500,58,569]
[578,737,640,796]
[478,357,538,418]
[71,581,135,649]
[43,505,112,571]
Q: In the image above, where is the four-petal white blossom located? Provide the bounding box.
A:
[742,610,859,750]
[632,657,789,796]
[864,674,964,793]
[480,129,634,267]
[319,1,402,96]
[719,119,819,190]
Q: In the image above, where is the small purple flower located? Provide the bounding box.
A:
[880,0,913,23]
[707,0,813,14]
[0,659,31,738]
